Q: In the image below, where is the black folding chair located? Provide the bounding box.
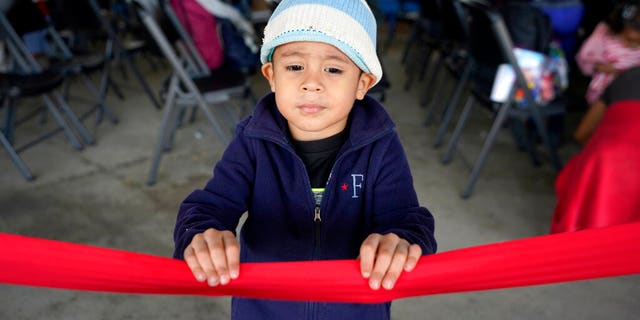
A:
[401,0,446,91]
[86,0,162,110]
[0,68,92,180]
[440,0,564,198]
[418,0,470,130]
[130,1,254,185]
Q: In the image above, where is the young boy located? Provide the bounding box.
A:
[173,0,436,318]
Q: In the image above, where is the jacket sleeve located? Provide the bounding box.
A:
[370,132,437,255]
[173,122,255,259]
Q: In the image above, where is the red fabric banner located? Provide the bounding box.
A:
[1,222,639,303]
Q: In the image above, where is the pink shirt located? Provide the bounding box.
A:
[576,22,640,104]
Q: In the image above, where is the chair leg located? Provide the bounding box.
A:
[41,94,84,150]
[417,47,436,83]
[2,99,16,143]
[405,43,434,91]
[147,84,179,186]
[433,62,471,148]
[122,54,162,110]
[419,55,444,107]
[0,131,34,181]
[400,21,420,64]
[164,106,186,151]
[529,108,562,171]
[523,119,542,166]
[80,73,119,124]
[51,93,95,145]
[461,99,513,199]
[423,68,446,126]
[442,95,475,164]
[107,76,125,100]
[197,98,230,145]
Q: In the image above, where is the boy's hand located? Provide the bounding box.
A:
[359,233,422,290]
[183,228,240,286]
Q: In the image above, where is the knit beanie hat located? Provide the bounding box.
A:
[260,0,383,85]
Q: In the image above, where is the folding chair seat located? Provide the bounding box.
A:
[130,1,254,186]
[439,0,565,198]
[1,5,119,127]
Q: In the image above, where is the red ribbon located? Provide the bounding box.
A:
[1,222,639,303]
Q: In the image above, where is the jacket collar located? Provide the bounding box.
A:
[244,93,395,148]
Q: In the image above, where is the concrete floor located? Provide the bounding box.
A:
[1,40,639,319]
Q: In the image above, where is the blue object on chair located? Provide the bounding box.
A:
[379,0,422,52]
[534,0,585,58]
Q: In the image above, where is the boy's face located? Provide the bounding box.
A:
[261,41,376,141]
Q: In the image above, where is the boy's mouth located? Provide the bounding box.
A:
[299,104,324,114]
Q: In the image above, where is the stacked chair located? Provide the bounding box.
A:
[86,0,163,111]
[408,0,566,198]
[129,0,255,185]
[0,7,96,181]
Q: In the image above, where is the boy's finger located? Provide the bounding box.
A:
[183,246,206,282]
[223,232,241,279]
[205,233,231,285]
[359,234,380,279]
[368,238,397,290]
[191,237,220,286]
[382,244,408,290]
[404,244,422,272]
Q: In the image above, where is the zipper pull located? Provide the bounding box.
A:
[314,206,321,222]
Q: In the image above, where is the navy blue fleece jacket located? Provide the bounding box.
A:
[174,93,436,320]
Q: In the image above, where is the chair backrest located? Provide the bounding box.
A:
[458,0,537,107]
[436,0,467,43]
[419,0,442,20]
[499,1,552,53]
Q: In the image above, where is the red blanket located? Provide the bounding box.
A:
[551,100,640,233]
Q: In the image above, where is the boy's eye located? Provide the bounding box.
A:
[325,67,343,74]
[286,65,303,71]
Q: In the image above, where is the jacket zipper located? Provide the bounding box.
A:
[273,140,351,320]
[311,189,323,259]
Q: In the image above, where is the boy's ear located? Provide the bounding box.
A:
[356,73,377,100]
[261,62,276,92]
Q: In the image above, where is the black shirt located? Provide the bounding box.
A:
[602,66,640,106]
[291,128,349,189]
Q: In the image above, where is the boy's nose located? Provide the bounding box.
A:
[302,84,322,92]
[301,76,323,92]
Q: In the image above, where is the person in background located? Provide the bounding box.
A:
[575,0,640,129]
[172,0,436,319]
[574,66,640,144]
[552,66,640,233]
